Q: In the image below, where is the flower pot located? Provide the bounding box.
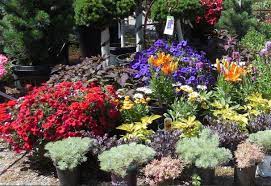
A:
[12,64,51,90]
[194,167,215,185]
[149,104,168,130]
[257,155,271,177]
[56,167,79,186]
[111,167,137,186]
[110,43,135,65]
[234,166,256,186]
[116,53,133,66]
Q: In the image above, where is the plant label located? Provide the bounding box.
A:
[164,16,174,36]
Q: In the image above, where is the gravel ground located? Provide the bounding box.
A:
[1,140,271,186]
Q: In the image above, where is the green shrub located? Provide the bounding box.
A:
[217,0,258,38]
[151,0,201,21]
[248,130,271,153]
[240,29,266,54]
[98,143,156,177]
[74,0,135,28]
[176,129,232,169]
[45,137,94,171]
[0,0,73,65]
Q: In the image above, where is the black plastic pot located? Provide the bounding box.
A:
[111,167,137,186]
[12,64,51,90]
[110,44,136,65]
[194,167,215,185]
[116,53,133,66]
[149,102,168,130]
[234,166,256,186]
[56,167,79,186]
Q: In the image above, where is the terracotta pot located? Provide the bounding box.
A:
[234,166,256,186]
[56,167,79,186]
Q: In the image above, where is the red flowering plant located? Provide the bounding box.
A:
[196,0,223,26]
[0,81,120,152]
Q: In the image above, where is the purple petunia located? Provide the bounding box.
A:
[130,40,215,88]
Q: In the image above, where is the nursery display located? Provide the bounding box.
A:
[45,137,94,186]
[1,1,271,185]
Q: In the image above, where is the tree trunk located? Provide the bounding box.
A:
[101,26,110,66]
[176,19,184,41]
[135,1,143,52]
[120,20,126,47]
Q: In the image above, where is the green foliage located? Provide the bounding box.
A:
[172,116,202,137]
[192,174,201,186]
[150,73,175,106]
[165,98,198,121]
[176,129,232,169]
[240,29,266,54]
[217,0,258,38]
[117,115,161,141]
[151,0,201,21]
[0,0,74,65]
[45,137,94,171]
[248,130,271,153]
[74,0,135,28]
[253,56,271,98]
[252,0,271,21]
[98,143,156,177]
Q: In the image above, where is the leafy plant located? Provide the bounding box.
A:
[45,137,94,170]
[147,130,182,158]
[144,156,185,185]
[150,73,175,106]
[165,98,198,121]
[98,143,156,177]
[248,130,271,153]
[120,95,150,123]
[240,29,266,55]
[235,141,264,168]
[247,113,271,133]
[192,174,201,186]
[206,118,248,152]
[117,115,161,141]
[176,129,232,169]
[172,116,202,137]
[47,56,136,89]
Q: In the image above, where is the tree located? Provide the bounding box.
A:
[0,0,74,65]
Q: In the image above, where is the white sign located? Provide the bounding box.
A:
[164,16,174,36]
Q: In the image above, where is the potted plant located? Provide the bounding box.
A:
[234,141,264,186]
[45,137,94,186]
[248,130,271,177]
[74,0,136,65]
[0,0,73,78]
[144,156,185,185]
[175,128,232,185]
[98,143,156,185]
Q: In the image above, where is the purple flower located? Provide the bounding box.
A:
[265,41,271,51]
[260,48,268,57]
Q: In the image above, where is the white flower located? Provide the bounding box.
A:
[179,85,193,93]
[116,88,127,98]
[196,85,207,91]
[188,91,199,101]
[136,87,152,95]
[133,93,144,99]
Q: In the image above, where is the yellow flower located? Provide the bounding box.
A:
[122,103,134,110]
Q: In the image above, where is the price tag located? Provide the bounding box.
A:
[164,16,174,36]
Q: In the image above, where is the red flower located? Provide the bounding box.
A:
[0,81,120,152]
